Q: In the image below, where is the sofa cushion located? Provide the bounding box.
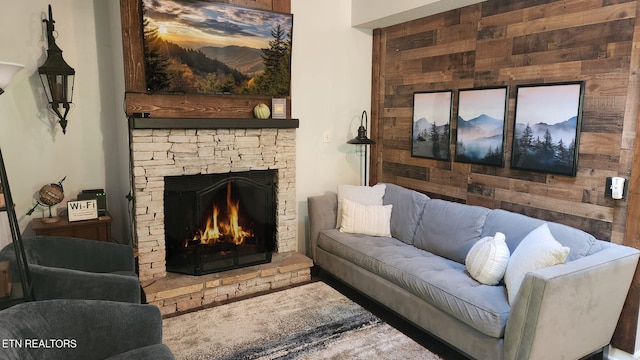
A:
[413,199,490,264]
[481,209,601,262]
[336,184,386,228]
[339,198,392,237]
[382,183,429,245]
[504,223,570,304]
[317,229,510,338]
[465,232,510,286]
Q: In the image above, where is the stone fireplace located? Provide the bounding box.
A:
[129,118,311,314]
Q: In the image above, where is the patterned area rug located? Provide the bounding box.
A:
[163,281,443,360]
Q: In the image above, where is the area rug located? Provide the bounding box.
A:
[163,281,443,360]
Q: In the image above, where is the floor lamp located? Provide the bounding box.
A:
[347,111,375,186]
[0,61,33,306]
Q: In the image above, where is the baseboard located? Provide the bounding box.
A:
[610,346,640,360]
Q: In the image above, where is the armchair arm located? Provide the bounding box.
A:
[307,193,337,262]
[0,299,164,360]
[504,244,639,360]
[30,265,141,303]
[23,236,135,273]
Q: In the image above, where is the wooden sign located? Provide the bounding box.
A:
[67,199,98,222]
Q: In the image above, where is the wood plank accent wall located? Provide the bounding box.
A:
[370,0,640,352]
[119,0,291,118]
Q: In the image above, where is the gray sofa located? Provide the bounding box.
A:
[308,183,640,360]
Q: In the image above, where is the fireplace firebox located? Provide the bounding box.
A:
[164,170,276,275]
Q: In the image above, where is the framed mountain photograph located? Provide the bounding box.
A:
[455,87,508,166]
[141,0,293,96]
[411,90,453,161]
[511,82,584,176]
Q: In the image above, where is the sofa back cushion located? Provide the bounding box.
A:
[382,183,429,245]
[481,209,601,262]
[413,199,490,264]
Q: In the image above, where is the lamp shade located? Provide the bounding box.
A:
[0,62,24,95]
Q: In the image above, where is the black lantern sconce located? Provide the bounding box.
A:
[38,4,75,134]
[347,111,375,186]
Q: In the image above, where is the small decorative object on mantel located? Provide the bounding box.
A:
[272,98,286,119]
[26,176,66,223]
[254,103,271,119]
[0,182,4,209]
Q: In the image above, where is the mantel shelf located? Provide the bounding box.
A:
[129,117,299,130]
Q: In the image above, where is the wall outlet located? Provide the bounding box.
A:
[323,131,331,143]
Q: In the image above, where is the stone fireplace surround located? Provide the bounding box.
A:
[129,118,312,314]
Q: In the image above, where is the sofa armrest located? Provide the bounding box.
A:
[307,193,337,262]
[24,236,135,273]
[0,299,165,360]
[30,265,141,303]
[504,244,639,360]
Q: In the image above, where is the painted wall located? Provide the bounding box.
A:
[291,0,372,253]
[0,1,372,255]
[0,1,130,248]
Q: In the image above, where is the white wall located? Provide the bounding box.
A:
[0,1,130,246]
[0,1,374,254]
[291,0,373,254]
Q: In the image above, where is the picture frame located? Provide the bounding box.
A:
[119,0,292,118]
[142,0,293,97]
[454,87,509,166]
[411,90,453,161]
[511,82,584,176]
[272,98,287,119]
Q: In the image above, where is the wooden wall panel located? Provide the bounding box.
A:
[370,0,640,351]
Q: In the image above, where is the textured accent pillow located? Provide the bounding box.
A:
[339,198,392,237]
[465,232,510,285]
[336,184,386,228]
[504,223,570,304]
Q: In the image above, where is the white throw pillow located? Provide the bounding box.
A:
[465,232,510,285]
[336,184,386,228]
[504,224,570,305]
[339,198,392,237]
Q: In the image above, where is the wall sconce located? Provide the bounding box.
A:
[347,110,375,186]
[38,4,75,134]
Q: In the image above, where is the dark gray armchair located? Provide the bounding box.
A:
[0,236,141,303]
[0,299,174,359]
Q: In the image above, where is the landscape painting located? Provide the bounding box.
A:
[142,0,293,96]
[511,82,584,176]
[412,91,453,161]
[455,87,508,166]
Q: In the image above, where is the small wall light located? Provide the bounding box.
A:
[347,111,375,186]
[38,4,75,134]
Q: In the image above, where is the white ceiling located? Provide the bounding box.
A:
[351,0,486,29]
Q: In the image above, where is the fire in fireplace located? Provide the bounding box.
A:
[164,170,276,275]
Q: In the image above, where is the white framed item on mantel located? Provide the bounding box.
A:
[67,199,98,222]
[272,98,287,119]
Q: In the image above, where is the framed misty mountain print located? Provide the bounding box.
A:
[511,82,584,176]
[455,87,509,166]
[411,90,453,161]
[141,0,293,96]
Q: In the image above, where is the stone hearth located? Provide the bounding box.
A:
[129,118,308,313]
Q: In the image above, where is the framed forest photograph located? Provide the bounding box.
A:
[411,91,453,161]
[511,82,584,176]
[455,87,508,166]
[142,0,293,96]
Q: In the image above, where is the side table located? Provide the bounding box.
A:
[32,213,112,242]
